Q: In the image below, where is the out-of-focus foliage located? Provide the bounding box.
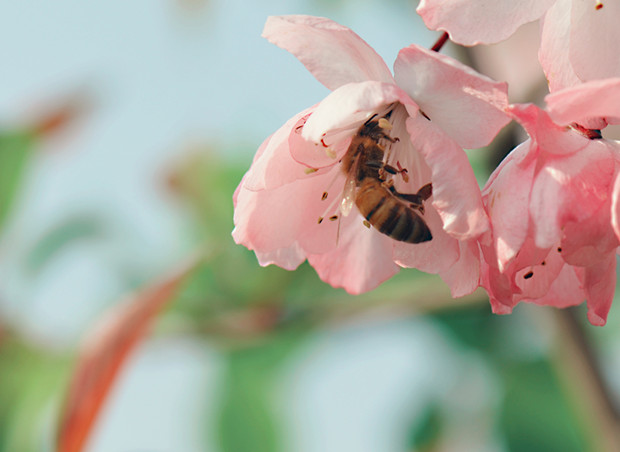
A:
[0,131,36,232]
[431,306,588,452]
[0,335,68,452]
[56,262,195,452]
[216,328,309,452]
[25,216,104,276]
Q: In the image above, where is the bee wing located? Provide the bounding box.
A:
[340,151,361,217]
[340,177,356,217]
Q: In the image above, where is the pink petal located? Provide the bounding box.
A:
[233,166,343,258]
[539,1,582,92]
[394,46,510,149]
[289,110,351,170]
[263,15,393,91]
[522,263,585,308]
[392,204,460,273]
[560,201,619,267]
[255,245,306,270]
[584,253,616,326]
[530,141,614,249]
[569,0,620,85]
[512,242,563,300]
[612,172,620,241]
[244,106,332,191]
[307,214,400,294]
[301,82,412,141]
[479,233,521,308]
[439,240,481,297]
[546,78,620,126]
[508,103,590,155]
[406,114,489,239]
[483,141,536,271]
[416,0,554,45]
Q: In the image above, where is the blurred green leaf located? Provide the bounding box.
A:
[500,360,586,452]
[25,215,104,275]
[0,338,68,452]
[430,304,499,352]
[216,329,309,452]
[407,403,443,452]
[0,131,36,232]
[432,305,589,452]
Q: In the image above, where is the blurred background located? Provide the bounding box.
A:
[1,1,619,451]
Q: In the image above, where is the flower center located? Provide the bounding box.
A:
[315,108,433,244]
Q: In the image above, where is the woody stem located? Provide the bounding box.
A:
[552,308,620,451]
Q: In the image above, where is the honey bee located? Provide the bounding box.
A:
[337,112,433,243]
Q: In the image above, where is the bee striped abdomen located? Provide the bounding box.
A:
[356,178,432,244]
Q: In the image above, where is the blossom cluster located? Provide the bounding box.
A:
[233,6,620,325]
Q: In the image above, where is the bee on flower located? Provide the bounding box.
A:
[233,15,509,294]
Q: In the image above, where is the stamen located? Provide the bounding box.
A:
[325,147,337,159]
[320,168,345,201]
[329,215,338,221]
[318,184,345,224]
[363,220,371,229]
[571,123,602,139]
[304,167,318,175]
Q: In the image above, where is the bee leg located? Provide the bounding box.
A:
[393,183,433,213]
[416,183,433,201]
[397,193,425,212]
[381,179,395,189]
[382,163,409,182]
[364,160,390,180]
[383,135,399,144]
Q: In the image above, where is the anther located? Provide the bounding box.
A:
[321,192,328,200]
[317,217,324,224]
[325,147,337,159]
[363,220,371,228]
[329,215,338,221]
[304,167,318,174]
[524,271,534,279]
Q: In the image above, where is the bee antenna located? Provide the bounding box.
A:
[364,113,379,126]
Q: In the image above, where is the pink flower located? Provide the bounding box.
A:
[480,78,620,325]
[417,0,620,91]
[233,15,509,294]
